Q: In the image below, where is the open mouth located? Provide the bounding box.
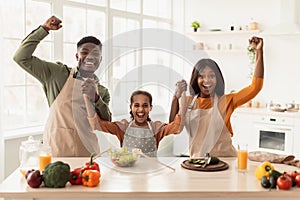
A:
[136,113,145,119]
[83,61,95,67]
[202,84,212,90]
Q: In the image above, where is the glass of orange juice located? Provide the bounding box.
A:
[39,144,52,172]
[237,143,248,171]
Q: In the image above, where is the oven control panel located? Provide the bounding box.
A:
[253,115,294,126]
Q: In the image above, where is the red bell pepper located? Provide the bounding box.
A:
[81,153,100,172]
[69,167,83,185]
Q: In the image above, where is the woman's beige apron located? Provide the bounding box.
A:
[123,122,157,157]
[185,95,237,158]
[43,69,99,157]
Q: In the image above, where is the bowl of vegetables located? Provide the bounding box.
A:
[109,148,139,167]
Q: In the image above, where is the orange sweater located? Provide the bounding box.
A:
[88,114,182,148]
[187,77,263,136]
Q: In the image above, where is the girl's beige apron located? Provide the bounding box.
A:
[185,95,237,158]
[43,69,99,157]
[123,122,157,157]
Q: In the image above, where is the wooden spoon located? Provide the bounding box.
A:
[93,149,110,160]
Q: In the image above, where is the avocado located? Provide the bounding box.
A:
[209,157,220,165]
[261,176,271,189]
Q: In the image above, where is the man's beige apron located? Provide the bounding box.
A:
[185,95,237,158]
[43,69,99,157]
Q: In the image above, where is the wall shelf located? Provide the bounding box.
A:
[187,30,261,52]
[187,49,248,54]
[188,30,261,37]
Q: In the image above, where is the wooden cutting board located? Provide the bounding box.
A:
[181,159,229,172]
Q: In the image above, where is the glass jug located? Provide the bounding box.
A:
[19,136,41,175]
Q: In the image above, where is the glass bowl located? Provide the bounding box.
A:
[109,148,139,167]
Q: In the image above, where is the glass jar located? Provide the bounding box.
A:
[19,136,41,175]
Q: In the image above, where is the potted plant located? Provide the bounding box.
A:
[191,21,201,32]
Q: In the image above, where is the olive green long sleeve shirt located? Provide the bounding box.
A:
[13,26,112,121]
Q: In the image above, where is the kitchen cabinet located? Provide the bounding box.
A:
[187,30,261,54]
[1,157,300,200]
[293,117,300,158]
[231,109,255,148]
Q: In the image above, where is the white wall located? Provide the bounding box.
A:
[183,0,300,105]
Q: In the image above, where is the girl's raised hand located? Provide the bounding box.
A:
[175,80,187,99]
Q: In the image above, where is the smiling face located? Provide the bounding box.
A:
[130,94,152,126]
[197,66,217,98]
[76,42,102,75]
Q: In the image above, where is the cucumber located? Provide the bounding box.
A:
[269,169,282,179]
[269,175,277,189]
[188,159,205,165]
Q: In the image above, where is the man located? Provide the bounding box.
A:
[13,16,111,157]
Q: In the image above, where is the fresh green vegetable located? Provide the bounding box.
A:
[109,148,138,167]
[43,161,70,188]
[188,157,220,165]
[209,157,220,165]
[269,175,277,189]
[270,169,282,179]
[188,159,205,165]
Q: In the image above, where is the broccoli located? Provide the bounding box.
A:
[43,161,70,188]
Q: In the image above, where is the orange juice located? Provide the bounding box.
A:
[20,169,26,176]
[39,155,52,171]
[237,150,248,170]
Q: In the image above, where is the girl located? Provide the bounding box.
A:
[84,90,185,157]
[169,36,264,158]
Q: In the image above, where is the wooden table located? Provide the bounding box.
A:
[0,157,299,200]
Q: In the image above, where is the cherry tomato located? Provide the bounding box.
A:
[277,174,293,190]
[295,175,300,187]
[289,171,300,181]
[284,172,296,187]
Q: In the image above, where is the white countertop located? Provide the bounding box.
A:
[0,157,300,199]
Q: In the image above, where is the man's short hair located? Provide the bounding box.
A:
[77,36,102,51]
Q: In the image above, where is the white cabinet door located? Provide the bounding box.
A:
[231,111,255,150]
[293,118,300,159]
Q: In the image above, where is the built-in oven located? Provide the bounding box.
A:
[252,115,294,155]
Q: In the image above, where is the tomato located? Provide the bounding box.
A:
[289,171,300,181]
[277,175,293,190]
[284,172,296,187]
[295,175,300,187]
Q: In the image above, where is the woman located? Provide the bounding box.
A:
[169,36,264,157]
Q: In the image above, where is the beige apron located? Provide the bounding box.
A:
[43,69,99,157]
[185,95,237,158]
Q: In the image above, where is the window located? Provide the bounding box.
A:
[1,0,51,132]
[0,0,186,136]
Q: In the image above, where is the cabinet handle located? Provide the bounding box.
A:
[269,118,276,122]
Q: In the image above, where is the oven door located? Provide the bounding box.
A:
[253,123,293,155]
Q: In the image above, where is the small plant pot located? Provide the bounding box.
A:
[193,28,198,32]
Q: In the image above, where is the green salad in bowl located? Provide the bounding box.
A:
[109,148,139,167]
